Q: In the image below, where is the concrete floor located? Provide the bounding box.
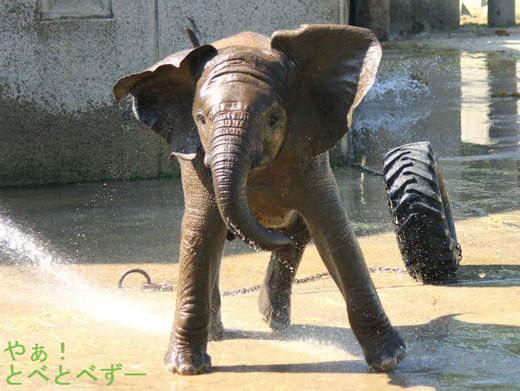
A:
[2,210,520,390]
[2,26,520,390]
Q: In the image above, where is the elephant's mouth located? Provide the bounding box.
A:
[211,156,296,258]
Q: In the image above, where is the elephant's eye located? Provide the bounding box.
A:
[268,111,280,126]
[197,114,206,125]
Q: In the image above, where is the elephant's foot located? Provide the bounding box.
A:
[258,286,291,330]
[356,323,407,372]
[163,347,212,375]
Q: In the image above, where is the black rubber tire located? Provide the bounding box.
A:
[383,142,461,282]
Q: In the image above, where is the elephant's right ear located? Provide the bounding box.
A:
[113,45,217,160]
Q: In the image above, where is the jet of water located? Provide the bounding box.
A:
[0,211,63,267]
[0,209,170,333]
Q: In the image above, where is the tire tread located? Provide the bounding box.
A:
[383,142,460,282]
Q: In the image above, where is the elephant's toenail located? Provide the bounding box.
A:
[380,357,398,371]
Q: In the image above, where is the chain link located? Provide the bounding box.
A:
[294,271,331,285]
[221,284,263,297]
[120,266,408,295]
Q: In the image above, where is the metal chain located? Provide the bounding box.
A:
[368,266,408,274]
[222,284,263,297]
[294,271,331,285]
[119,266,408,295]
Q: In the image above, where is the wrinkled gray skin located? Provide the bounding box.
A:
[114,24,407,375]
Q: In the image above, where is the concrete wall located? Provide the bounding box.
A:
[488,0,516,27]
[390,0,460,34]
[0,0,343,186]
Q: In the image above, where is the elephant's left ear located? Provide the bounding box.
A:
[271,24,382,158]
[113,45,217,160]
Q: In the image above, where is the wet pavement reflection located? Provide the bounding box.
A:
[1,30,520,390]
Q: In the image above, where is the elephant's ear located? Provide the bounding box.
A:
[271,25,382,159]
[113,45,217,160]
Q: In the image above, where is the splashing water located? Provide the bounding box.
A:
[0,209,170,333]
[0,210,65,267]
[365,74,430,104]
[353,74,432,136]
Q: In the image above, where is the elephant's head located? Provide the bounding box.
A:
[114,25,381,257]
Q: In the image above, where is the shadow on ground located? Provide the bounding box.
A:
[210,314,520,390]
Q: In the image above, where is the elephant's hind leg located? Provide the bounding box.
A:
[258,214,311,330]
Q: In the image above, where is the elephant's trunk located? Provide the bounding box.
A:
[208,111,295,258]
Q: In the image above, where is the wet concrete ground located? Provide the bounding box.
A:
[1,26,520,390]
[1,210,520,390]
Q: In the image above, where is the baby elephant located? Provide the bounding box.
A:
[114,24,407,375]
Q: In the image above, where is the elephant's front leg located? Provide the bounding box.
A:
[164,158,227,375]
[299,161,407,372]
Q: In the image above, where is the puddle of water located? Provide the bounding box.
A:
[350,47,520,221]
[0,181,185,264]
[352,48,520,163]
[396,313,520,390]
